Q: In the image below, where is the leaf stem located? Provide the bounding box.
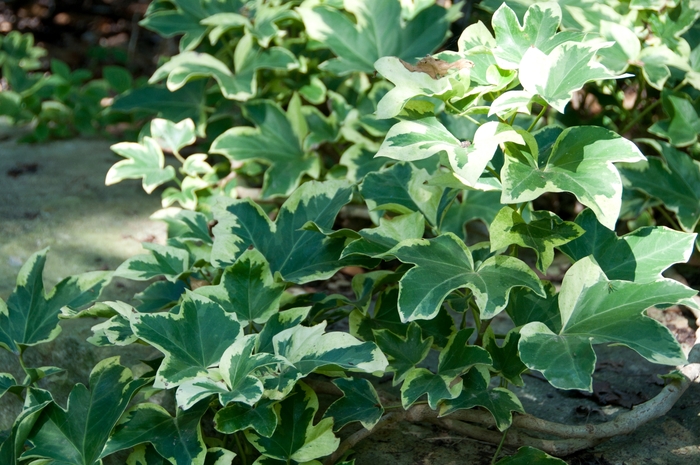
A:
[445,101,482,126]
[486,165,501,182]
[620,80,686,135]
[234,432,248,465]
[527,104,548,132]
[490,428,509,465]
[172,148,187,165]
[655,206,682,231]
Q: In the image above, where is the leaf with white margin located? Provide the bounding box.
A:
[0,388,53,464]
[374,56,466,119]
[501,125,645,230]
[215,399,278,438]
[176,334,288,410]
[131,291,243,389]
[245,382,338,463]
[649,93,700,147]
[103,401,209,465]
[374,322,432,386]
[489,207,584,273]
[376,117,522,187]
[559,208,697,283]
[273,322,388,377]
[0,248,111,354]
[518,43,621,113]
[400,367,462,409]
[518,257,695,391]
[342,212,426,258]
[115,243,190,282]
[385,233,544,321]
[149,118,196,155]
[495,446,567,464]
[106,137,176,193]
[491,2,584,70]
[439,366,524,431]
[196,249,284,325]
[211,180,353,284]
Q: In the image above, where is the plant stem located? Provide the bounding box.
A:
[491,428,509,465]
[445,101,482,126]
[527,104,548,132]
[620,80,686,135]
[172,148,186,165]
[656,206,682,231]
[486,165,501,182]
[234,432,248,465]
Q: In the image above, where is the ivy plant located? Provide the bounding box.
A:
[2,1,700,465]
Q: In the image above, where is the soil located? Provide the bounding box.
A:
[0,132,699,464]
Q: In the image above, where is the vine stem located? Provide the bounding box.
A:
[318,345,700,461]
[491,428,509,465]
[619,80,686,135]
[527,104,548,132]
[656,206,682,231]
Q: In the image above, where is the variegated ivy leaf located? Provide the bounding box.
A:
[176,334,288,410]
[484,327,528,387]
[490,207,584,273]
[519,257,696,391]
[359,162,442,226]
[215,398,278,438]
[620,140,700,232]
[491,2,584,70]
[374,322,432,386]
[106,137,176,194]
[273,321,388,377]
[0,373,16,400]
[559,209,696,283]
[649,92,700,147]
[162,175,209,210]
[149,37,297,101]
[501,125,645,230]
[518,42,621,113]
[22,358,147,465]
[440,366,524,431]
[399,328,492,409]
[341,212,425,258]
[384,233,544,321]
[0,248,111,354]
[151,208,212,245]
[115,243,190,282]
[440,190,503,239]
[131,291,243,389]
[376,118,523,187]
[210,100,320,198]
[324,377,384,431]
[245,382,339,463]
[212,180,354,284]
[149,118,196,155]
[256,307,311,354]
[299,0,457,75]
[374,56,470,119]
[103,401,209,465]
[196,249,284,325]
[0,388,53,464]
[494,446,567,465]
[65,301,139,347]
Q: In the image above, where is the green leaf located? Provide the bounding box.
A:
[0,372,16,399]
[176,334,287,409]
[518,42,620,113]
[489,208,584,273]
[495,446,567,464]
[215,399,278,437]
[342,212,425,258]
[324,377,384,431]
[245,382,339,463]
[559,209,696,282]
[501,126,645,230]
[135,280,187,312]
[506,282,561,333]
[619,140,700,231]
[273,322,388,377]
[210,100,320,198]
[387,233,544,321]
[149,118,196,154]
[437,328,493,378]
[400,366,462,409]
[440,190,503,238]
[23,358,146,465]
[0,388,52,465]
[299,0,455,74]
[212,180,354,284]
[0,248,111,354]
[649,93,700,147]
[106,137,176,194]
[151,209,212,245]
[484,328,528,387]
[440,366,524,431]
[519,257,695,391]
[360,162,442,226]
[374,322,432,385]
[131,291,243,389]
[196,249,284,325]
[115,243,190,282]
[104,401,209,465]
[257,307,311,354]
[376,118,523,187]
